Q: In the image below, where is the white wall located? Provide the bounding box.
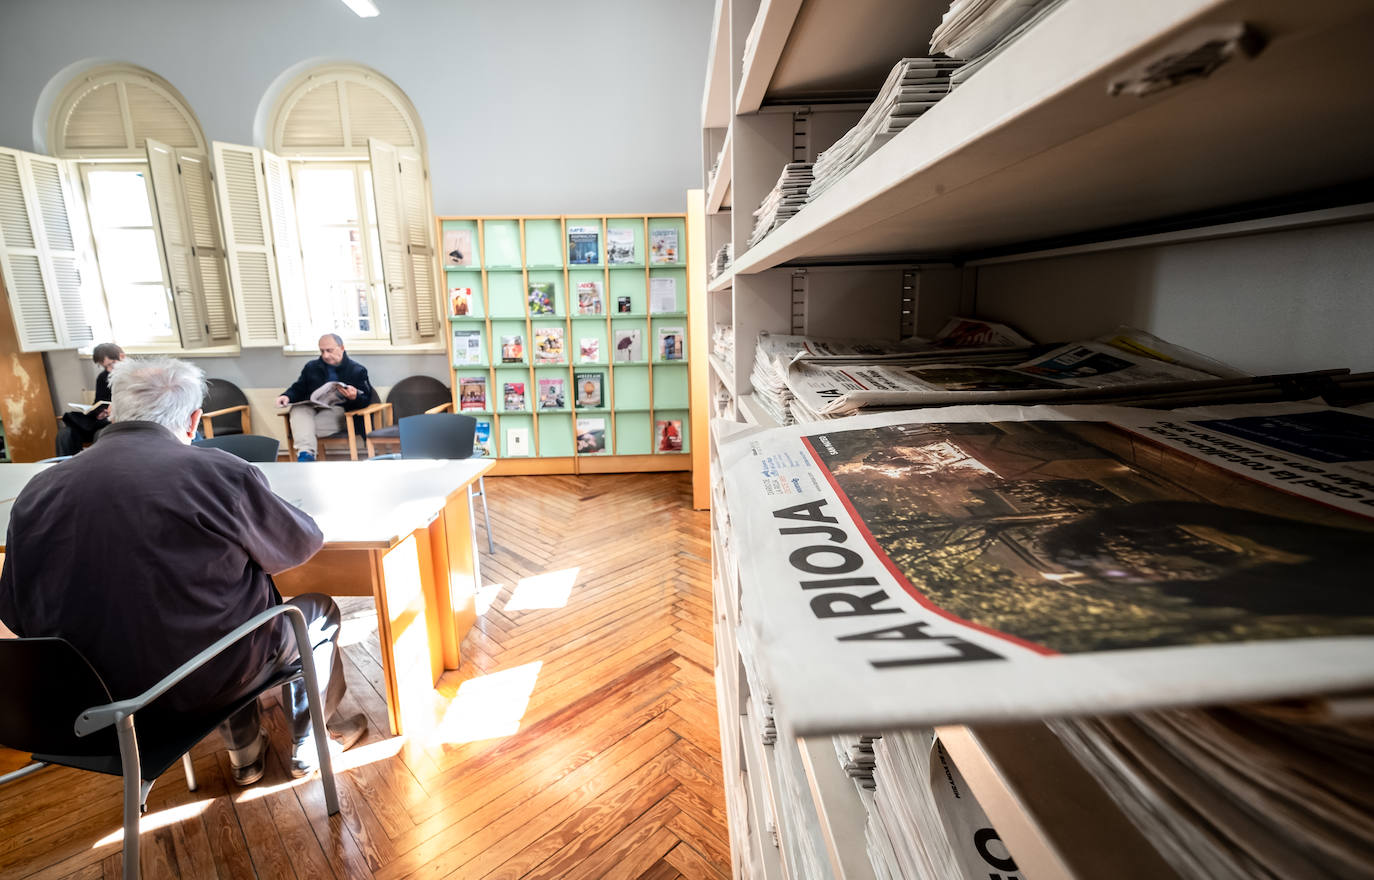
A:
[0,0,714,417]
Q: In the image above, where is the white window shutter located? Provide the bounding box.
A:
[176,150,234,344]
[368,137,419,346]
[263,151,311,348]
[212,142,284,346]
[146,139,208,348]
[0,146,95,351]
[398,148,437,340]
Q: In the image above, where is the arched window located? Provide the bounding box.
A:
[255,64,438,349]
[49,64,207,158]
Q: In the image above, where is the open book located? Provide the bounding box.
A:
[286,382,349,409]
[65,400,110,414]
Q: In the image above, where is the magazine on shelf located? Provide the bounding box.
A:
[617,296,632,313]
[503,381,526,411]
[576,280,603,314]
[458,376,487,411]
[505,427,531,457]
[527,281,556,315]
[606,228,635,264]
[538,377,566,409]
[567,225,600,264]
[656,419,682,452]
[575,371,604,408]
[649,227,679,264]
[500,334,524,363]
[579,338,600,362]
[442,228,474,266]
[450,286,473,316]
[718,401,1374,736]
[452,328,484,364]
[658,326,684,361]
[576,417,607,453]
[534,326,565,364]
[473,420,492,457]
[648,277,677,314]
[613,328,642,362]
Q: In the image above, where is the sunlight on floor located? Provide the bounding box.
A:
[430,661,542,744]
[232,735,407,803]
[475,582,504,616]
[503,566,580,611]
[93,798,214,847]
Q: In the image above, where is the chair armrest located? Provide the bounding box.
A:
[202,404,249,420]
[424,402,453,414]
[74,604,310,736]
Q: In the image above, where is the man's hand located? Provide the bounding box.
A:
[276,395,290,408]
[340,384,359,401]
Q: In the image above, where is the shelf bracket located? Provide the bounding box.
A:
[791,269,807,335]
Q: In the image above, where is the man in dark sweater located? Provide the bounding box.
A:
[0,357,365,784]
[55,341,124,456]
[276,334,377,462]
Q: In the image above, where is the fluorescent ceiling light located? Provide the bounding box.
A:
[340,0,380,17]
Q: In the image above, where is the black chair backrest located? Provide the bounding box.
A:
[398,413,477,461]
[0,637,120,758]
[193,434,280,462]
[386,375,451,420]
[203,378,249,436]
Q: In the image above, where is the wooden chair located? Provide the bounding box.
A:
[278,402,387,461]
[363,375,453,458]
[192,434,281,462]
[200,379,252,439]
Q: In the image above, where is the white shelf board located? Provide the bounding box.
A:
[708,270,733,292]
[936,723,1181,880]
[735,0,805,115]
[702,0,732,128]
[737,393,780,429]
[731,0,1374,274]
[707,127,733,214]
[708,352,735,389]
[796,736,878,880]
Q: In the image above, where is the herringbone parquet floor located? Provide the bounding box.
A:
[0,472,726,879]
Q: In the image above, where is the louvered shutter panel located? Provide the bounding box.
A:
[146,139,208,348]
[0,147,94,351]
[177,151,234,343]
[368,138,418,345]
[263,152,312,348]
[398,149,437,340]
[213,143,283,346]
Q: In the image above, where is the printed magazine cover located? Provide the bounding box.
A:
[577,280,603,314]
[607,228,636,264]
[575,371,604,408]
[506,427,531,457]
[473,420,492,457]
[453,328,484,364]
[649,227,679,264]
[658,326,684,360]
[501,334,524,363]
[538,377,566,409]
[656,419,682,451]
[503,381,526,411]
[649,277,676,314]
[577,417,607,454]
[527,282,556,315]
[579,338,600,362]
[617,296,633,314]
[458,376,487,411]
[614,329,642,363]
[450,286,473,316]
[534,326,565,364]
[719,402,1374,735]
[443,228,474,266]
[568,225,600,264]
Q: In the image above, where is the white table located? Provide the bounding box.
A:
[1,458,493,735]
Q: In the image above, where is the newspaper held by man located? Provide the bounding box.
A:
[282,381,353,410]
[718,401,1374,738]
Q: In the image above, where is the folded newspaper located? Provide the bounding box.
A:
[718,401,1374,737]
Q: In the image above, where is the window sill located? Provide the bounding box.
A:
[282,341,445,356]
[121,344,244,358]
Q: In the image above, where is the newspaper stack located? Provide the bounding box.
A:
[707,140,727,193]
[931,0,1057,62]
[834,733,880,790]
[946,0,1066,85]
[773,726,833,880]
[1050,704,1374,879]
[711,323,735,373]
[710,242,733,279]
[868,731,1022,879]
[809,58,963,202]
[747,162,814,248]
[737,623,777,745]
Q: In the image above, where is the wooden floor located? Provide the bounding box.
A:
[0,473,726,880]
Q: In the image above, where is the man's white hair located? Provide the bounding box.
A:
[109,358,206,432]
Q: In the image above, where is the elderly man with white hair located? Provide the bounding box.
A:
[0,357,366,784]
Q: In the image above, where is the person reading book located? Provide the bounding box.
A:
[1,357,366,786]
[55,342,124,457]
[275,334,377,462]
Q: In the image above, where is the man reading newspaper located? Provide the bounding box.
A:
[275,334,376,461]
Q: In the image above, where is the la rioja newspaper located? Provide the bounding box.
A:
[718,401,1374,737]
